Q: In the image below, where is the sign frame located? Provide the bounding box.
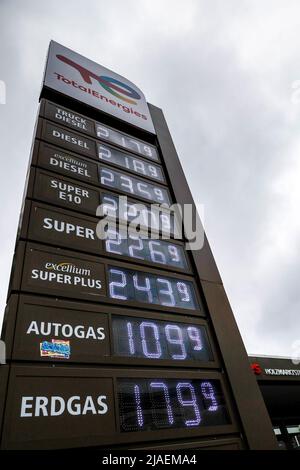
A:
[19,200,191,274]
[42,41,156,134]
[4,294,219,369]
[39,99,159,162]
[1,365,239,450]
[9,242,204,316]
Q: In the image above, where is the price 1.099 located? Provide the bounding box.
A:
[112,316,213,362]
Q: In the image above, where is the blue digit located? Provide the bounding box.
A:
[134,385,144,427]
[187,326,203,351]
[109,269,127,300]
[176,382,201,427]
[126,322,135,355]
[150,382,174,425]
[165,324,187,360]
[140,322,162,359]
[201,382,218,411]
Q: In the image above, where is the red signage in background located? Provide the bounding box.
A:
[251,363,262,375]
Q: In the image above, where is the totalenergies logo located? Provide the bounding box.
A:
[56,55,141,105]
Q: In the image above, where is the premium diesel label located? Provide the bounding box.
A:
[32,141,99,184]
[20,243,106,301]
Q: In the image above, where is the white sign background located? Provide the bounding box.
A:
[43,41,155,134]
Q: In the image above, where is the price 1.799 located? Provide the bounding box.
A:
[118,378,230,432]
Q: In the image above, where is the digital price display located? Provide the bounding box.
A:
[102,194,178,236]
[118,378,230,432]
[96,123,159,161]
[98,143,165,183]
[105,228,188,270]
[100,167,170,204]
[30,169,177,238]
[14,243,201,314]
[23,201,187,273]
[112,316,213,362]
[2,366,236,449]
[40,100,159,162]
[109,267,198,310]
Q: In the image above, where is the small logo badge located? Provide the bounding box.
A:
[251,363,262,375]
[40,339,70,359]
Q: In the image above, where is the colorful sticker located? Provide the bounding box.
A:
[40,339,70,359]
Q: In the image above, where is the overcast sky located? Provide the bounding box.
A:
[0,0,300,358]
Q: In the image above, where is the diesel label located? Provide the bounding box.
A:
[33,142,99,184]
[40,120,97,157]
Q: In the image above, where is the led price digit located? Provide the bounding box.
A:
[118,379,227,432]
[165,325,186,360]
[150,382,174,426]
[140,322,161,359]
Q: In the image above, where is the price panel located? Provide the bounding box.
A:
[112,316,213,362]
[12,242,202,314]
[104,228,188,270]
[22,201,188,272]
[98,143,164,182]
[4,296,215,368]
[27,169,179,238]
[1,366,237,449]
[95,123,159,161]
[40,99,159,161]
[36,119,164,184]
[101,193,179,237]
[100,166,171,204]
[108,267,198,310]
[118,378,230,432]
[32,141,168,202]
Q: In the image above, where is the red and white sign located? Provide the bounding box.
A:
[43,41,155,134]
